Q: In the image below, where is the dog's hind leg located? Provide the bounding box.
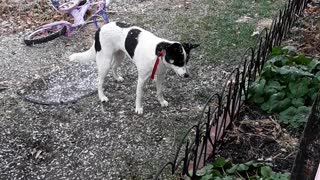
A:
[97,52,112,102]
[112,51,125,82]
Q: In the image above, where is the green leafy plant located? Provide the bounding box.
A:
[191,157,290,180]
[248,46,320,128]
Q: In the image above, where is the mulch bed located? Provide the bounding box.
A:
[284,1,320,57]
[218,105,298,172]
[0,0,99,35]
[0,0,66,35]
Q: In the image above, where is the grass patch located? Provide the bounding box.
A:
[156,0,286,64]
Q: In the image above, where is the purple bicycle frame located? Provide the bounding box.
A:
[42,1,109,36]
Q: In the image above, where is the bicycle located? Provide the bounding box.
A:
[24,0,112,46]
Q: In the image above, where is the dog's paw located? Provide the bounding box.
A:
[135,107,143,114]
[69,54,76,62]
[99,96,109,103]
[116,76,124,82]
[160,100,169,107]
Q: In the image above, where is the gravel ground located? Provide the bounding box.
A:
[0,0,232,179]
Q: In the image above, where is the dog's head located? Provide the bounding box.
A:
[163,42,199,78]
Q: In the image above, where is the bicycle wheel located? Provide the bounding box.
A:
[24,25,67,46]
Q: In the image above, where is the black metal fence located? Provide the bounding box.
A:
[154,0,309,179]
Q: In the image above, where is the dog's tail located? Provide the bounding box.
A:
[69,43,96,63]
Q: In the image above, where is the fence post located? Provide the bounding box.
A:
[291,92,320,180]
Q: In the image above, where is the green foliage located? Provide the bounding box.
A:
[249,46,320,128]
[193,157,290,180]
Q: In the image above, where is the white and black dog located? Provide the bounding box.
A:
[69,22,199,114]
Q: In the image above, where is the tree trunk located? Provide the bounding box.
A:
[291,92,320,180]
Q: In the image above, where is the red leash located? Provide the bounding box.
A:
[150,50,164,80]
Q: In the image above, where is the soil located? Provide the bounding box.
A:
[218,105,298,173]
[283,1,320,58]
[0,0,70,35]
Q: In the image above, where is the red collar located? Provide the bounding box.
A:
[150,50,164,80]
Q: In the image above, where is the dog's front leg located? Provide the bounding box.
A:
[135,77,146,114]
[156,73,168,107]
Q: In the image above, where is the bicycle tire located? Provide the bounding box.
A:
[24,25,67,46]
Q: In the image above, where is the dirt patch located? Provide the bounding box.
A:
[283,1,320,58]
[218,105,298,173]
[0,0,70,35]
[255,18,273,31]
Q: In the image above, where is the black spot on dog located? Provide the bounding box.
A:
[125,29,141,58]
[94,28,101,52]
[155,42,170,56]
[116,22,132,28]
[165,43,185,67]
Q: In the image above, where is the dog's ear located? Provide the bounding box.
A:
[182,43,200,52]
[165,43,182,54]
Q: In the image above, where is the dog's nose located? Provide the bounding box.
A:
[184,73,190,78]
